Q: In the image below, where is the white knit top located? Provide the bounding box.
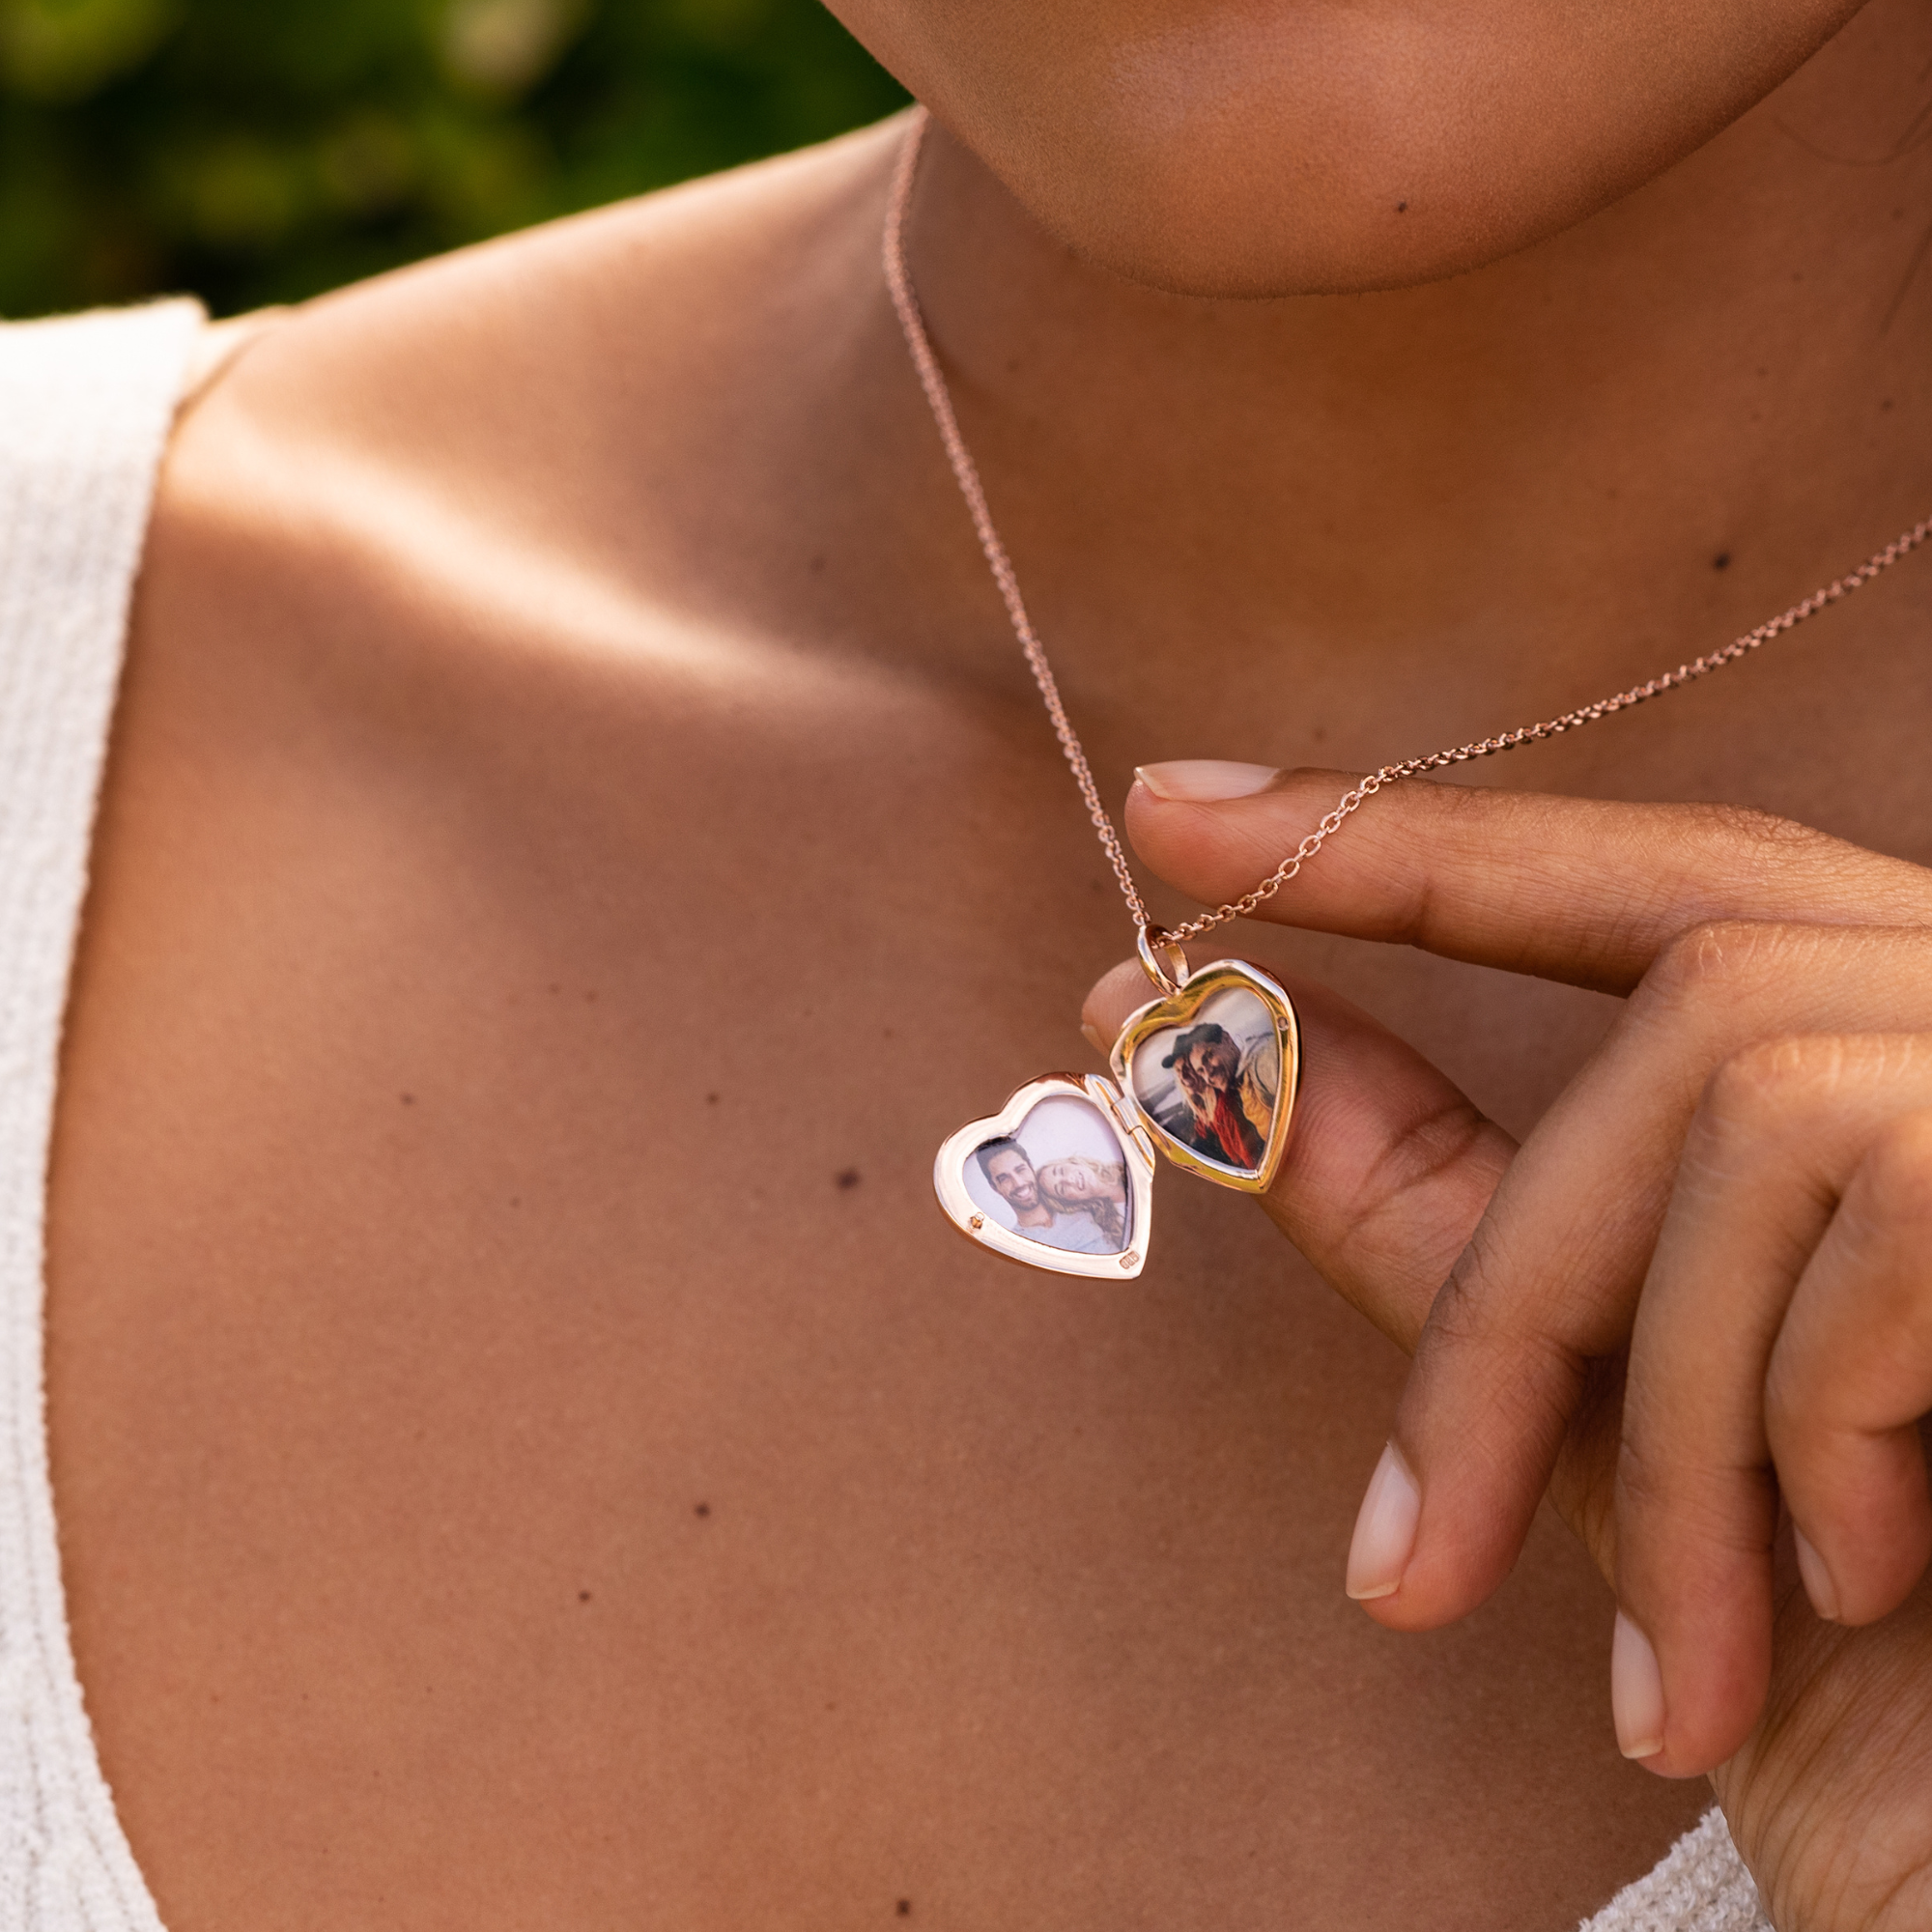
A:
[0,301,1773,1931]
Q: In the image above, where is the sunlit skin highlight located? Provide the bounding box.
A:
[33,1,1932,1928]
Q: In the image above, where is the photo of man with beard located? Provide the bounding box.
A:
[972,1133,1122,1256]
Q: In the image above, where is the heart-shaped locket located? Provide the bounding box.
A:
[1109,957,1300,1192]
[933,1072,1157,1278]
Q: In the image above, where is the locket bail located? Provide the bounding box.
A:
[1137,925,1190,997]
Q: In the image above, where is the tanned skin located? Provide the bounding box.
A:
[42,1,1932,1926]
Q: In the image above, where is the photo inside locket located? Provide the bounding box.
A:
[1130,987,1281,1171]
[963,1095,1132,1256]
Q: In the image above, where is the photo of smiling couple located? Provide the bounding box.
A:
[1129,988,1282,1173]
[966,1095,1133,1257]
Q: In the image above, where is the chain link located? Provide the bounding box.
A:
[882,110,1154,931]
[884,108,1932,950]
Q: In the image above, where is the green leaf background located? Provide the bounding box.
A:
[0,0,909,317]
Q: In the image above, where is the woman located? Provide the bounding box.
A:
[1164,1033,1233,1158]
[7,0,1930,1926]
[1034,1153,1130,1250]
[1167,1023,1274,1169]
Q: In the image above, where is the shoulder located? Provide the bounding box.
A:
[155,114,908,598]
[132,112,949,797]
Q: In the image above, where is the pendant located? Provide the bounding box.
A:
[933,935,1299,1277]
[1108,931,1301,1193]
[933,1072,1156,1278]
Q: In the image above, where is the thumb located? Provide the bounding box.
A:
[1082,957,1515,1352]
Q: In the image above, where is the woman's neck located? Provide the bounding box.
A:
[899,3,1932,709]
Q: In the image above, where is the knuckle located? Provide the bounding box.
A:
[1692,1035,1932,1162]
[1629,802,1840,942]
[1414,1257,1487,1360]
[1349,1096,1499,1234]
[1423,1228,1520,1354]
[1615,1430,1772,1555]
[1413,1244,1586,1456]
[1699,801,1835,864]
[1632,915,1923,1038]
[1700,1034,1845,1128]
[1612,1428,1683,1523]
[1635,918,1794,1019]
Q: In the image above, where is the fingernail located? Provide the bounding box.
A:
[1793,1525,1841,1622]
[1611,1611,1665,1760]
[1346,1441,1421,1601]
[1080,1021,1108,1056]
[1135,760,1278,804]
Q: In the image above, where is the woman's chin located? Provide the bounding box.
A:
[1004,165,1585,301]
[948,99,1717,301]
[842,0,1867,299]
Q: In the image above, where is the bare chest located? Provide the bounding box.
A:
[51,557,1927,1929]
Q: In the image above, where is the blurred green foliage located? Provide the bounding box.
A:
[0,0,908,318]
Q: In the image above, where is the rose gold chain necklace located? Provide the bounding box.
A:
[904,104,1932,1278]
[885,107,1932,951]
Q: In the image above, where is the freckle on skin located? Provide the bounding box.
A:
[896,1904,912,1918]
[1395,201,1407,213]
[695,1503,711,1519]
[400,1094,415,1105]
[1713,553,1730,570]
[837,1168,862,1189]
[706,1092,720,1104]
[579,1590,591,1603]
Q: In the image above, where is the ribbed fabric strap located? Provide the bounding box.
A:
[1579,1809,1771,1928]
[0,299,202,1932]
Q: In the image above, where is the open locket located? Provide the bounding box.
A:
[934,936,1300,1277]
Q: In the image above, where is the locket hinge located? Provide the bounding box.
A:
[1098,1078,1158,1172]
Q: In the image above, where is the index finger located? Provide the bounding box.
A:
[1126,763,1932,993]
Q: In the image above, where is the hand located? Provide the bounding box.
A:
[1083,765,1932,1931]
